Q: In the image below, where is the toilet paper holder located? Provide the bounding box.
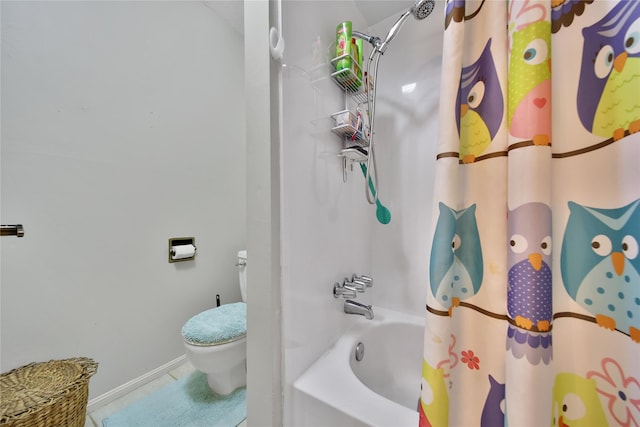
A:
[168,237,197,263]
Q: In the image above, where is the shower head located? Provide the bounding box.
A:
[412,0,435,20]
[376,0,435,53]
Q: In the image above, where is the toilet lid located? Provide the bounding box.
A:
[181,302,246,346]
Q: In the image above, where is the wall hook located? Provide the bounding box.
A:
[269,27,285,60]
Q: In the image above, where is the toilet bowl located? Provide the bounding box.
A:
[181,250,247,395]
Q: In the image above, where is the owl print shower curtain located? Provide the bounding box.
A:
[420,1,640,426]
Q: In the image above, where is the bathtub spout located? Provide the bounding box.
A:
[344,299,374,320]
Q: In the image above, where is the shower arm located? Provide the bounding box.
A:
[352,31,381,51]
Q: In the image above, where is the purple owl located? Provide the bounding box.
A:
[577,1,640,141]
[506,202,553,365]
[445,0,465,29]
[551,0,594,33]
[456,39,504,163]
[507,202,553,331]
[481,375,505,427]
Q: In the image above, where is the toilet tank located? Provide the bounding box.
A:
[238,250,247,302]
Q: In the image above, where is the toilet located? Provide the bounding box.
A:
[181,250,247,395]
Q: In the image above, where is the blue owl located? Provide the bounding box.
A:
[577,1,640,141]
[430,202,483,314]
[561,199,640,342]
[508,203,553,331]
[456,39,504,163]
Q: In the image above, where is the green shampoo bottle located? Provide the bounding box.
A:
[355,38,363,88]
[335,21,352,72]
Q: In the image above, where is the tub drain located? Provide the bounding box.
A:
[355,342,365,361]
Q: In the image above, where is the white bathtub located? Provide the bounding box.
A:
[292,307,424,427]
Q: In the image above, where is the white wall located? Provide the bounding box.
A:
[0,1,246,400]
[244,1,283,425]
[280,1,443,425]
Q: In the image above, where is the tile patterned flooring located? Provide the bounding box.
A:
[85,361,247,427]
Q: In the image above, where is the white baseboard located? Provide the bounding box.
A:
[87,354,187,413]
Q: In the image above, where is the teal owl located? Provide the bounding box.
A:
[508,19,551,145]
[577,1,640,141]
[560,199,640,342]
[430,202,483,313]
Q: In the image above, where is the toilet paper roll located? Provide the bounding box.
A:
[171,244,196,260]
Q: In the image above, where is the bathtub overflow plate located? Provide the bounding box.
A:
[355,342,365,361]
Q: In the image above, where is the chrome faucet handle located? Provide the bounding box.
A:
[333,282,357,299]
[343,277,365,293]
[352,280,367,291]
[352,274,373,287]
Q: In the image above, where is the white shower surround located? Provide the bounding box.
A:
[280,1,444,425]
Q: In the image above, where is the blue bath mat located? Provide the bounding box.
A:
[102,371,246,427]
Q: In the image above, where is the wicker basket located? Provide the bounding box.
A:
[0,357,98,427]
